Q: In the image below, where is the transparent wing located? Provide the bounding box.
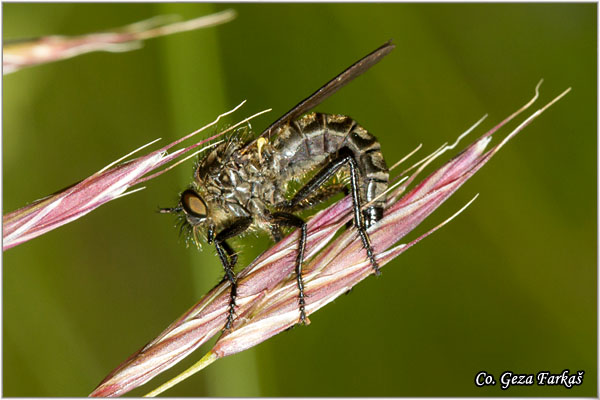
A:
[244,40,395,149]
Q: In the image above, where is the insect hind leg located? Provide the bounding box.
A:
[283,147,381,276]
[341,148,381,276]
[363,205,384,229]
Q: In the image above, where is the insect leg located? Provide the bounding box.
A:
[295,184,354,230]
[269,184,346,248]
[211,217,252,330]
[269,212,308,324]
[269,225,284,242]
[283,183,348,213]
[284,148,381,275]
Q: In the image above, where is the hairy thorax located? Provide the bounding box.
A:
[194,138,286,232]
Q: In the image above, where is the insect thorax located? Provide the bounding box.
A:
[193,137,286,232]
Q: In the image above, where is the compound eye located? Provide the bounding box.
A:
[181,190,208,220]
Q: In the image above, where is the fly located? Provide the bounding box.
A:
[162,41,394,330]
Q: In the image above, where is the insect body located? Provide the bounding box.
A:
[163,42,394,329]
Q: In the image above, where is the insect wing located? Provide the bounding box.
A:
[246,41,395,148]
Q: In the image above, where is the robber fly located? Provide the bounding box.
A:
[162,41,394,330]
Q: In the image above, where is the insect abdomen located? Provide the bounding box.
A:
[273,112,389,225]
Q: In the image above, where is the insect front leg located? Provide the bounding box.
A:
[269,212,308,325]
[209,217,252,330]
[283,148,381,275]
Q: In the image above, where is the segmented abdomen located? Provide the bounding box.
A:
[272,112,389,224]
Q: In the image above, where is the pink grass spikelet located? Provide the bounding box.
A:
[3,102,271,251]
[89,83,570,397]
[3,150,164,250]
[3,10,236,74]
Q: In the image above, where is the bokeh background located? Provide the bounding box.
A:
[3,3,596,397]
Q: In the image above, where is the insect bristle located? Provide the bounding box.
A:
[170,211,202,250]
[225,125,251,150]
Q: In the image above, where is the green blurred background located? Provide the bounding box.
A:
[3,3,596,397]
